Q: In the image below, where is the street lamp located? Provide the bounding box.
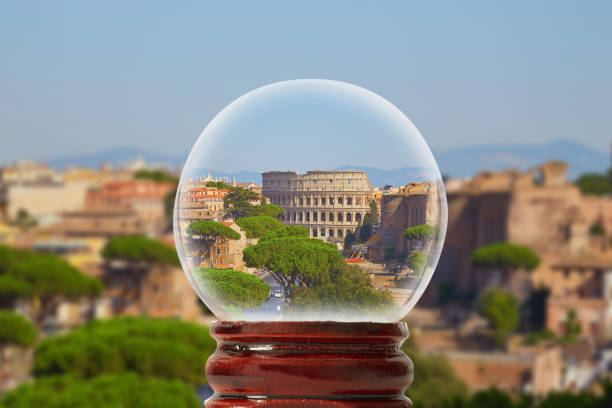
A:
[174,79,447,407]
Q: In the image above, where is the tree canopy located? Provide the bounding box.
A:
[0,246,102,324]
[471,242,540,271]
[477,288,520,348]
[133,169,179,184]
[358,213,373,242]
[406,251,429,274]
[206,181,233,189]
[575,171,611,196]
[244,235,392,314]
[187,220,241,241]
[0,373,201,408]
[235,215,283,238]
[101,236,180,266]
[243,236,344,292]
[222,187,285,219]
[291,262,393,317]
[195,267,270,309]
[260,225,310,242]
[403,224,438,241]
[0,310,37,347]
[33,317,215,385]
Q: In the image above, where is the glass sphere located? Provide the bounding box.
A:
[174,79,447,322]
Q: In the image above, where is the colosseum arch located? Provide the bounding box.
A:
[356,213,362,223]
[337,212,343,222]
[346,213,352,222]
[329,212,334,222]
[337,229,343,238]
[329,229,334,237]
[321,212,326,222]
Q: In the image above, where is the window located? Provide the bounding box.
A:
[337,229,343,238]
[313,212,318,221]
[306,212,310,222]
[306,197,311,205]
[320,228,325,236]
[329,196,335,205]
[321,197,326,205]
[329,212,334,222]
[329,229,334,237]
[347,197,353,205]
[338,197,344,205]
[313,229,318,237]
[338,213,343,222]
[216,248,220,255]
[321,212,326,221]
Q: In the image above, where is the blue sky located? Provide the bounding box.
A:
[0,1,610,165]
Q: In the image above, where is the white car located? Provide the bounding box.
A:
[273,290,283,298]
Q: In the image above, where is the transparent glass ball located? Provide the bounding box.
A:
[174,79,447,322]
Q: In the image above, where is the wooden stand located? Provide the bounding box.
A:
[205,321,413,407]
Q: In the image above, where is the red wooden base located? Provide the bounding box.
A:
[205,321,413,408]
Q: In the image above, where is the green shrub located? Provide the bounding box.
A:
[0,310,37,347]
[235,215,283,238]
[1,373,200,408]
[195,267,270,309]
[33,317,215,385]
[471,242,540,271]
[102,236,180,266]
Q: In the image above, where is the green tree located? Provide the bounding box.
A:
[369,199,379,224]
[223,187,259,217]
[1,373,201,408]
[33,317,215,384]
[406,251,429,275]
[206,181,232,189]
[477,288,520,348]
[403,224,438,241]
[186,220,241,267]
[0,310,37,347]
[358,213,373,242]
[243,236,344,304]
[589,221,606,236]
[561,309,582,344]
[0,246,102,326]
[343,230,356,251]
[471,242,540,271]
[101,235,180,266]
[223,187,285,219]
[195,267,270,309]
[383,184,393,190]
[235,215,283,238]
[133,169,179,184]
[291,262,393,318]
[260,225,310,242]
[467,388,514,408]
[576,172,611,196]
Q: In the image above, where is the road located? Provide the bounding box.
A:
[243,270,286,319]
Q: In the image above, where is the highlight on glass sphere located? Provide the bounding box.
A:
[173,79,447,322]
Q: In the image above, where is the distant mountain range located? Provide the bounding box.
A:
[434,139,609,180]
[45,139,608,184]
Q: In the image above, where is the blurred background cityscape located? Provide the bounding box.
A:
[1,1,611,407]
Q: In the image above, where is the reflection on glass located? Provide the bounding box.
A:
[174,79,447,322]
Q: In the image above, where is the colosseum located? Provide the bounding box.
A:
[262,170,374,242]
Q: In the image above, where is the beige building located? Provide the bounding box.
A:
[379,181,444,259]
[438,161,593,296]
[262,170,374,242]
